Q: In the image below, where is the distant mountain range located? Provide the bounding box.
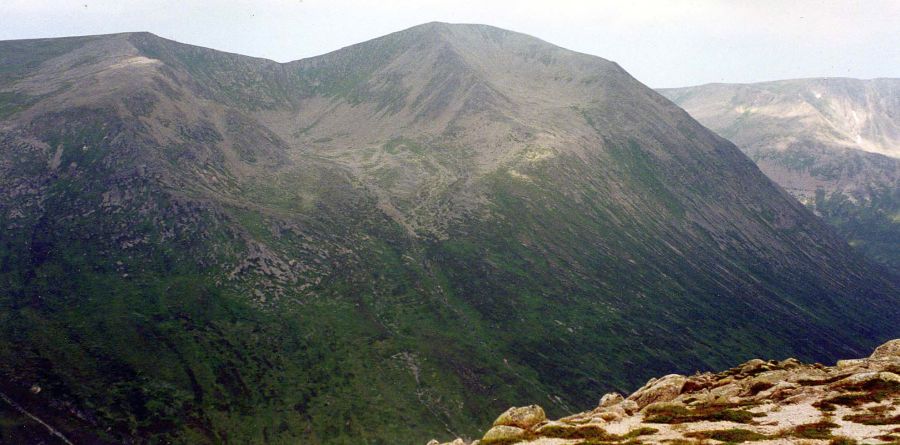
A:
[1,24,897,444]
[660,79,900,269]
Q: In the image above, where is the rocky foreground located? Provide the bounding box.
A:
[428,340,900,445]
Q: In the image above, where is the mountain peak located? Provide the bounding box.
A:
[1,26,898,445]
[404,21,522,38]
[390,21,584,59]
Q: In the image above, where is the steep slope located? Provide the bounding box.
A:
[0,24,898,444]
[659,79,900,269]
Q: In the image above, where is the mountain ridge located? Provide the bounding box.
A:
[1,24,898,444]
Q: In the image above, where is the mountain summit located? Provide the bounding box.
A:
[0,24,897,444]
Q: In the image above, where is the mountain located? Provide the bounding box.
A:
[427,339,900,445]
[0,23,898,444]
[659,79,900,269]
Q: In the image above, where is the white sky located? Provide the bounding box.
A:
[1,0,898,88]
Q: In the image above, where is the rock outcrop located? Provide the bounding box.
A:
[426,339,900,444]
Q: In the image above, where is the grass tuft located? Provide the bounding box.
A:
[644,403,761,424]
[789,421,839,440]
[685,428,769,443]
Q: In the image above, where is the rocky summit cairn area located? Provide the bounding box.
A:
[427,339,900,445]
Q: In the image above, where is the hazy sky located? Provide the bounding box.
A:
[2,0,898,88]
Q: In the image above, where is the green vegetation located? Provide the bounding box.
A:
[644,403,760,424]
[814,381,900,411]
[684,428,769,443]
[539,424,657,442]
[0,36,98,85]
[624,427,659,438]
[671,422,851,444]
[383,137,426,155]
[812,188,900,270]
[678,421,842,443]
[790,421,839,440]
[0,91,35,118]
[843,405,900,425]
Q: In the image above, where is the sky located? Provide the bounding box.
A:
[1,0,898,88]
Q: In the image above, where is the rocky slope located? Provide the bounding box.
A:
[0,24,898,444]
[658,79,900,270]
[428,339,900,445]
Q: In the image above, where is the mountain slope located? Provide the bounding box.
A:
[0,24,898,444]
[659,79,900,269]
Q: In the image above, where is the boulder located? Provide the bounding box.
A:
[829,371,900,389]
[836,359,866,369]
[707,383,742,405]
[740,371,788,396]
[740,359,768,375]
[786,367,830,384]
[755,381,799,401]
[871,339,900,359]
[481,425,528,444]
[681,374,715,393]
[597,410,622,422]
[493,405,546,429]
[628,374,687,409]
[620,400,639,415]
[712,376,735,388]
[598,392,624,408]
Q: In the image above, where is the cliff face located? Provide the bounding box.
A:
[429,339,900,445]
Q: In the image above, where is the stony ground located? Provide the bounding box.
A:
[428,339,900,445]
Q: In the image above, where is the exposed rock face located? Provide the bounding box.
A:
[427,339,900,444]
[494,405,547,430]
[872,339,900,359]
[627,374,688,409]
